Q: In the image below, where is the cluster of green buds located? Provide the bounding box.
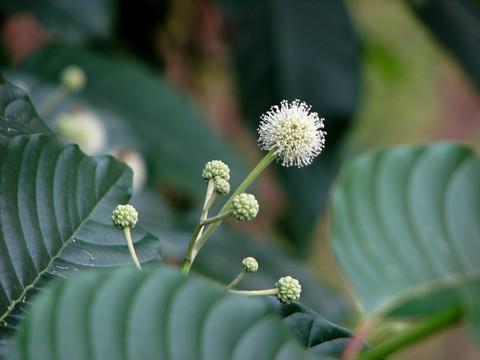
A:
[110,100,325,307]
[179,156,302,305]
[181,159,262,274]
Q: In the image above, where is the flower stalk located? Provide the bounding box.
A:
[229,288,279,297]
[201,210,233,226]
[226,257,259,289]
[181,150,276,275]
[226,270,248,290]
[124,227,142,271]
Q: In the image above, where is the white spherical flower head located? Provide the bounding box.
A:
[112,204,138,229]
[242,257,259,273]
[275,276,302,304]
[258,99,326,167]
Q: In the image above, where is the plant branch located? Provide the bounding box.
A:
[181,149,277,274]
[353,305,462,360]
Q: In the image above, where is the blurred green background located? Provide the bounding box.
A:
[1,0,480,358]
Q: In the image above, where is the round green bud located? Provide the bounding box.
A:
[242,257,258,273]
[202,160,230,181]
[275,276,302,304]
[214,176,230,195]
[112,204,138,229]
[60,65,86,92]
[231,193,259,222]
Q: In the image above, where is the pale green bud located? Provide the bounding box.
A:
[60,65,87,92]
[242,257,258,273]
[112,204,138,229]
[202,160,230,181]
[214,176,230,195]
[275,276,301,304]
[231,193,259,222]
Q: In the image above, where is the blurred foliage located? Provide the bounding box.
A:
[1,0,480,358]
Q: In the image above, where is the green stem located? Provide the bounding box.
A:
[201,179,216,217]
[124,227,142,271]
[181,180,216,275]
[354,305,462,360]
[201,210,233,225]
[225,270,247,290]
[221,149,277,212]
[229,288,279,297]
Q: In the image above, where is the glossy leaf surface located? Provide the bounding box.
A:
[0,75,52,139]
[0,133,161,354]
[331,143,480,314]
[6,266,327,360]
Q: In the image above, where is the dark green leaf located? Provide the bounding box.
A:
[6,266,326,360]
[406,0,480,91]
[0,74,52,138]
[331,143,480,314]
[222,0,361,249]
[265,297,366,357]
[0,134,161,354]
[0,0,115,43]
[18,44,249,199]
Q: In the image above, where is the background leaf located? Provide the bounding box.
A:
[0,133,161,354]
[222,0,361,249]
[0,0,115,43]
[16,44,249,199]
[331,142,480,314]
[0,75,52,138]
[406,0,480,91]
[6,266,331,360]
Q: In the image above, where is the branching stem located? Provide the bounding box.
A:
[352,305,462,360]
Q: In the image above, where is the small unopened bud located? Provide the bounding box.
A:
[202,160,230,181]
[112,204,138,229]
[231,193,259,222]
[242,257,258,273]
[60,65,86,92]
[275,276,301,304]
[214,176,230,195]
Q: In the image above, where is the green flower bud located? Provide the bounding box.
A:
[214,176,230,195]
[231,193,259,222]
[242,257,258,273]
[202,160,230,181]
[60,65,86,92]
[275,276,302,304]
[112,204,138,229]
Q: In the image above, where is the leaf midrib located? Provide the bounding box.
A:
[0,138,130,323]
